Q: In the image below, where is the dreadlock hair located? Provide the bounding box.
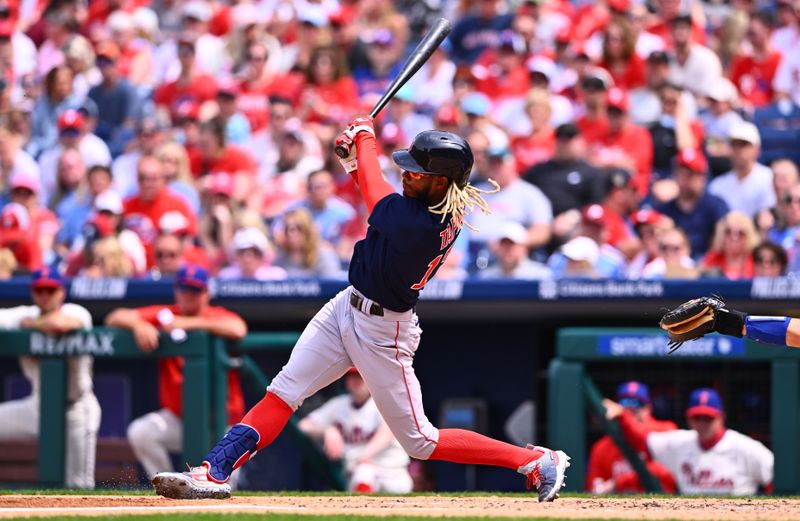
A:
[428,178,500,232]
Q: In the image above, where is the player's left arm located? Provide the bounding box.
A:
[171,313,247,340]
[22,305,92,335]
[336,116,394,213]
[357,422,395,464]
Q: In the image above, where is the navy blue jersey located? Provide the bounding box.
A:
[349,194,460,312]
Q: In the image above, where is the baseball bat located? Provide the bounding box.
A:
[335,17,452,158]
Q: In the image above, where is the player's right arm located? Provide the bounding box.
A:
[105,308,160,352]
[603,399,650,453]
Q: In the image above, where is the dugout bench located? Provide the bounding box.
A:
[0,329,345,489]
[549,327,800,494]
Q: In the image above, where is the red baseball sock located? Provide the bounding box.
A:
[241,392,294,450]
[428,429,543,469]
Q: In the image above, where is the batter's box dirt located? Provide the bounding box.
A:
[1,495,800,520]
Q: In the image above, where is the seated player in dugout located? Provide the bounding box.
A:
[586,381,677,494]
[105,265,247,481]
[151,116,571,502]
[603,388,773,495]
[298,368,413,493]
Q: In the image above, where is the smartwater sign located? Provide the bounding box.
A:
[597,334,745,357]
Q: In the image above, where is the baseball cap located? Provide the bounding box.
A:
[616,381,651,407]
[647,50,670,65]
[159,211,191,236]
[526,55,557,82]
[582,204,608,227]
[498,221,528,245]
[608,0,630,13]
[31,267,64,290]
[706,77,738,104]
[461,92,491,117]
[606,168,633,191]
[83,213,116,242]
[729,121,761,147]
[233,227,268,253]
[209,172,235,197]
[555,123,579,140]
[631,208,663,228]
[485,145,511,161]
[606,87,629,112]
[675,148,708,173]
[94,190,123,214]
[582,68,613,91]
[686,388,723,418]
[297,6,327,27]
[175,100,200,122]
[435,105,460,125]
[380,122,406,146]
[176,264,209,291]
[395,84,416,103]
[366,28,394,47]
[498,30,525,54]
[58,110,85,131]
[216,78,240,98]
[561,236,599,263]
[182,0,212,22]
[0,19,15,38]
[672,13,693,26]
[10,172,40,194]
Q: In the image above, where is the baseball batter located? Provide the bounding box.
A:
[153,116,570,501]
[605,388,773,495]
[0,268,100,489]
[298,369,412,493]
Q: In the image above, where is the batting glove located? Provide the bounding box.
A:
[336,116,375,175]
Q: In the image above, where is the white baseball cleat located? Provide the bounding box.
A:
[518,445,571,502]
[152,464,231,500]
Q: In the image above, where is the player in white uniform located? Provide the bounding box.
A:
[298,369,413,493]
[604,388,773,495]
[0,268,100,489]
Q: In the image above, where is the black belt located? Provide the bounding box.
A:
[350,292,384,316]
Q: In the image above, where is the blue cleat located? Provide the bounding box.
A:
[517,445,570,502]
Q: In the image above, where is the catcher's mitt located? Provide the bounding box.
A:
[659,296,746,352]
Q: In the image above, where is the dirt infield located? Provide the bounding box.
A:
[2,495,800,520]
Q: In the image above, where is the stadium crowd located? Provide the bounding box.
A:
[0,0,799,282]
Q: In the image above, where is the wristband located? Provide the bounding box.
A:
[745,316,790,345]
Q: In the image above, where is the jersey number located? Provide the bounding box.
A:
[411,245,454,290]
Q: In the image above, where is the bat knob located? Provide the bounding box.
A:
[335,143,350,158]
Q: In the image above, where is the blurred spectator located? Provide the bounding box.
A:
[752,99,800,166]
[598,18,646,90]
[655,149,728,258]
[771,159,800,207]
[0,127,39,203]
[700,77,744,174]
[53,164,112,251]
[148,233,185,280]
[123,154,197,265]
[587,381,677,495]
[274,208,343,278]
[107,265,247,479]
[27,65,82,159]
[510,89,555,173]
[461,92,508,150]
[215,80,251,146]
[87,40,139,155]
[112,118,166,199]
[300,46,359,125]
[218,227,287,281]
[550,235,601,279]
[729,12,781,110]
[576,72,611,145]
[773,27,800,106]
[194,116,257,204]
[627,209,673,278]
[284,169,356,246]
[39,109,111,202]
[62,34,100,101]
[701,211,760,279]
[753,241,788,277]
[708,121,775,218]
[668,14,722,98]
[3,172,58,270]
[603,387,773,495]
[468,145,552,256]
[589,88,653,198]
[767,180,800,253]
[36,11,71,78]
[80,236,134,278]
[0,248,17,279]
[522,55,574,127]
[153,36,217,123]
[383,85,432,144]
[548,205,627,279]
[235,41,298,132]
[598,168,642,259]
[353,29,403,100]
[643,227,698,279]
[48,148,87,212]
[648,82,703,186]
[157,142,200,214]
[198,172,238,271]
[105,10,154,87]
[407,46,455,113]
[629,51,697,127]
[770,0,799,55]
[473,30,530,101]
[522,123,605,242]
[448,0,513,64]
[478,221,552,280]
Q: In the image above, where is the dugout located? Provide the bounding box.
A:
[549,328,800,494]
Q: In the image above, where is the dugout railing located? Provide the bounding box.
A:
[549,328,800,494]
[0,329,345,489]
